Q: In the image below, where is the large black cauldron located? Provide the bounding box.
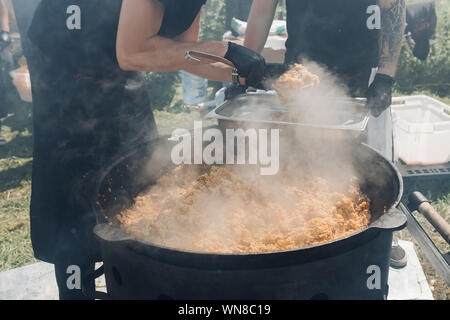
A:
[91,137,406,300]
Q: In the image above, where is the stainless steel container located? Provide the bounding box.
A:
[206,93,370,141]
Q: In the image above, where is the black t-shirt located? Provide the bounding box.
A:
[158,0,206,38]
[285,0,380,75]
[28,0,206,78]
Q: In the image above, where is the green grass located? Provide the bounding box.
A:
[0,88,36,271]
[0,180,35,271]
[152,82,219,135]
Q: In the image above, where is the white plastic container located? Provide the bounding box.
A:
[391,95,450,165]
[9,67,32,102]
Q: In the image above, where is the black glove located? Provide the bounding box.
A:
[224,84,247,100]
[264,63,289,79]
[224,42,266,89]
[223,64,289,99]
[366,74,394,117]
[260,63,290,89]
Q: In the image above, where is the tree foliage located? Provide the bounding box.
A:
[200,0,227,41]
[394,5,450,97]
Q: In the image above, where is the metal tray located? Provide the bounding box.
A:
[206,93,370,132]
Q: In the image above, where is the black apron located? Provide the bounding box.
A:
[28,0,136,263]
[285,0,380,94]
[27,0,205,263]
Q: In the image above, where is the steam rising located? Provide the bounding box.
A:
[114,62,380,253]
[118,164,370,253]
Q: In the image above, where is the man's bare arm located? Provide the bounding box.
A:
[117,0,228,73]
[0,0,10,32]
[176,11,236,83]
[377,0,406,76]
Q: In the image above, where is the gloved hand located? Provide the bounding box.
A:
[259,63,290,89]
[223,64,289,100]
[224,84,247,100]
[264,63,289,79]
[224,42,266,89]
[366,74,394,118]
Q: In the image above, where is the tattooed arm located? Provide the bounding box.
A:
[377,0,406,76]
[366,0,405,117]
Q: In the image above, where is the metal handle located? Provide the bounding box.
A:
[81,264,110,300]
[185,50,240,85]
[370,206,407,231]
[409,191,450,245]
[418,202,450,245]
[185,50,235,67]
